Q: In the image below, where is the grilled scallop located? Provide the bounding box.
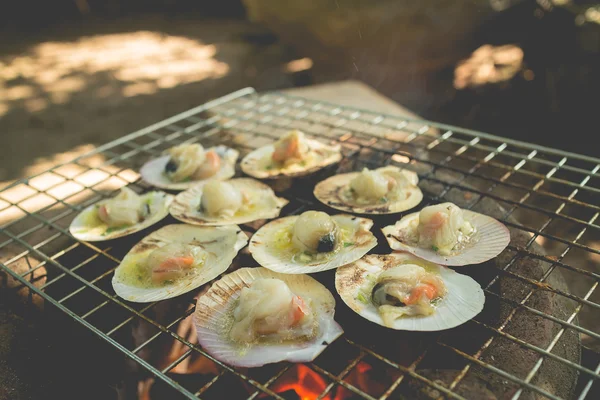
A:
[382,202,510,266]
[194,267,343,367]
[336,253,484,331]
[112,224,247,302]
[140,144,238,190]
[170,178,288,226]
[314,166,423,214]
[249,211,377,274]
[241,130,342,179]
[69,187,172,241]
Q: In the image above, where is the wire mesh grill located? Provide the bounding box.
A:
[1,87,599,400]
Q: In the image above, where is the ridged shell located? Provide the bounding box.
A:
[313,167,423,214]
[169,178,288,226]
[193,267,343,367]
[112,224,247,302]
[249,214,377,274]
[382,210,510,266]
[335,253,484,331]
[240,139,342,179]
[140,145,238,191]
[69,191,173,242]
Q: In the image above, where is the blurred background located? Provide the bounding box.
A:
[1,0,599,187]
[0,0,599,399]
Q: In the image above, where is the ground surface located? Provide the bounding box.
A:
[0,11,598,400]
[0,14,299,185]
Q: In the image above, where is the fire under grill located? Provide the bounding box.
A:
[1,87,599,400]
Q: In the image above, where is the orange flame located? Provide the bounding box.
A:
[270,362,373,400]
[272,365,330,400]
[138,309,377,400]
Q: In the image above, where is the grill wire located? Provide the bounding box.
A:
[1,87,599,400]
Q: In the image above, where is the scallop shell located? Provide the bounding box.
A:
[169,178,288,226]
[313,167,423,214]
[249,214,377,274]
[194,267,344,367]
[335,253,485,331]
[382,209,510,266]
[69,191,173,242]
[112,224,247,302]
[140,145,239,191]
[240,139,342,179]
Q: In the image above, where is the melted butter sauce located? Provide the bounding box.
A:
[75,195,156,235]
[339,186,403,207]
[116,249,207,288]
[75,207,108,235]
[271,220,354,264]
[233,192,261,217]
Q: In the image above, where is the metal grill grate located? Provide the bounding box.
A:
[1,87,599,400]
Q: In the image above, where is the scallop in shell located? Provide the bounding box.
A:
[140,145,238,191]
[314,166,423,214]
[249,211,377,274]
[112,224,247,302]
[193,267,343,367]
[69,189,173,242]
[382,202,510,266]
[335,253,484,331]
[241,130,342,179]
[169,178,288,226]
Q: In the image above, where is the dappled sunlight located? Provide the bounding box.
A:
[454,44,525,89]
[25,98,49,112]
[284,57,313,73]
[0,31,230,115]
[12,144,99,179]
[5,85,36,100]
[0,144,138,226]
[122,81,157,97]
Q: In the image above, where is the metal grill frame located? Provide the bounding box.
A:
[1,87,599,400]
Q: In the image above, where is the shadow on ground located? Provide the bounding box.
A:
[0,14,303,184]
